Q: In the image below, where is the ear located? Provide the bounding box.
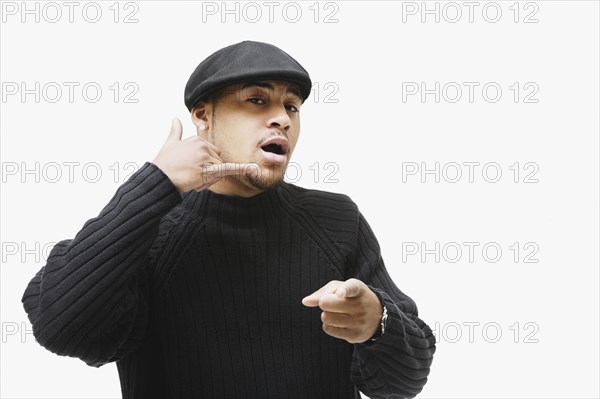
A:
[190,101,212,131]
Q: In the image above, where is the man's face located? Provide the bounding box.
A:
[193,79,303,192]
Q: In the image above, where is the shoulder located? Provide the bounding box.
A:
[278,181,359,219]
[276,182,361,254]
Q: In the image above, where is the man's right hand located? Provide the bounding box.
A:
[152,118,259,194]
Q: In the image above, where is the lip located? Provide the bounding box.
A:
[259,135,290,165]
[259,149,287,165]
[260,136,289,154]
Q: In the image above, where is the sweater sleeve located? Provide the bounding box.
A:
[348,211,436,399]
[21,162,182,367]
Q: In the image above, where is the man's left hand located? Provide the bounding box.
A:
[301,278,383,344]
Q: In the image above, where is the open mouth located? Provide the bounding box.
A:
[261,143,285,155]
[259,136,289,165]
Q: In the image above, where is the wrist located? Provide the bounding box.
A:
[150,161,184,194]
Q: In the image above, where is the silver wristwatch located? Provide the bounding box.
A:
[371,304,388,342]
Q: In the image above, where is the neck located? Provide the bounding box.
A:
[183,179,283,228]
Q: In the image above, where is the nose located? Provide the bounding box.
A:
[266,104,291,131]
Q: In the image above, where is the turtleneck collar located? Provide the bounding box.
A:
[180,182,286,228]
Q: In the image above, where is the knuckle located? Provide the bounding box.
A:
[198,140,209,150]
[318,296,328,308]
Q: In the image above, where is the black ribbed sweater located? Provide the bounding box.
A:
[22,162,436,399]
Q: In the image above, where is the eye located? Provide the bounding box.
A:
[286,104,299,113]
[248,97,266,105]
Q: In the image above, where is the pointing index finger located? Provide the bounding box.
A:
[334,279,363,298]
[203,162,261,177]
[302,280,344,307]
[318,293,354,313]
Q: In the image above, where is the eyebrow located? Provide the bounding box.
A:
[240,81,302,102]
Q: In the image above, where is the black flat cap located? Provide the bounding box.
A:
[184,40,312,112]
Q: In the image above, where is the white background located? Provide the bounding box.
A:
[1,1,599,398]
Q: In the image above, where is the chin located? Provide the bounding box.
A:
[243,164,286,191]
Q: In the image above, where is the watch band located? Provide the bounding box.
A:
[370,304,388,342]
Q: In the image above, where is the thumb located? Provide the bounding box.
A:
[166,117,183,142]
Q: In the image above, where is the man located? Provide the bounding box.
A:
[22,40,436,398]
